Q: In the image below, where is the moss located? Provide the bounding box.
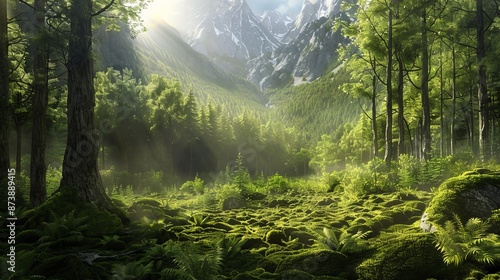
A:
[265,229,287,246]
[82,207,123,237]
[356,233,452,280]
[426,173,500,225]
[275,249,348,276]
[280,269,313,279]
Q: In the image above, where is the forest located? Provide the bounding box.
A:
[1,0,500,279]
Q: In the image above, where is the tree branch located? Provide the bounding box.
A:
[92,0,116,17]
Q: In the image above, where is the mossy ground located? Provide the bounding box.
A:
[3,172,500,279]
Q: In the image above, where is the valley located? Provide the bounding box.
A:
[1,0,500,279]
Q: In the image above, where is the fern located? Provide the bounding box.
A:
[434,215,500,266]
[36,211,88,250]
[315,227,371,254]
[111,262,153,280]
[188,213,211,227]
[160,241,222,280]
[214,235,246,262]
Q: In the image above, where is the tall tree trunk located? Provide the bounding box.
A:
[476,0,489,161]
[0,0,10,181]
[14,94,22,173]
[451,48,456,155]
[439,45,444,157]
[469,82,475,154]
[421,8,431,161]
[396,50,405,158]
[30,0,49,207]
[384,8,393,167]
[59,0,125,220]
[371,74,379,159]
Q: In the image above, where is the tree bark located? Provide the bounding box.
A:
[421,8,431,161]
[59,0,125,220]
[0,0,10,182]
[30,0,49,207]
[476,0,489,161]
[371,74,378,159]
[451,48,456,155]
[396,49,405,158]
[384,8,393,167]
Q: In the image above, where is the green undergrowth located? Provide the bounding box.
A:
[4,169,500,279]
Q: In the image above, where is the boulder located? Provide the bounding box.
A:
[356,233,451,280]
[275,249,348,276]
[425,171,500,226]
[265,229,287,246]
[222,197,246,210]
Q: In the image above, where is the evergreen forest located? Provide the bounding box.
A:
[1,0,500,279]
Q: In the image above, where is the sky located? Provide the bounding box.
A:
[141,0,304,29]
[246,0,303,16]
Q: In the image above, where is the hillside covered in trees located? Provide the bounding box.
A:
[1,0,500,279]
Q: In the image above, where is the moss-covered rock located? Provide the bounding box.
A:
[266,229,287,246]
[356,233,451,280]
[275,249,348,276]
[426,172,500,225]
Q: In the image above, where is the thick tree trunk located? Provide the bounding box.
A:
[476,0,489,161]
[59,0,125,220]
[0,0,10,181]
[30,0,49,207]
[421,8,431,161]
[384,9,393,167]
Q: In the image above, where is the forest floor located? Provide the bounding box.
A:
[100,188,435,279]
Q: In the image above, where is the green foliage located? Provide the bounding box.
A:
[188,213,211,227]
[232,153,252,190]
[36,211,88,251]
[215,184,243,204]
[315,227,371,255]
[341,158,392,199]
[267,173,290,194]
[111,262,153,280]
[266,68,362,141]
[434,215,500,266]
[180,175,205,195]
[161,241,223,280]
[397,154,422,190]
[213,235,247,263]
[45,166,62,196]
[309,134,338,174]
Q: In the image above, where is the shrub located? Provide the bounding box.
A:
[215,184,243,203]
[139,170,164,194]
[397,154,422,190]
[180,175,205,195]
[342,159,391,198]
[46,166,62,196]
[267,174,290,194]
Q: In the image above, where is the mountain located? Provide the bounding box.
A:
[161,0,281,75]
[285,0,343,43]
[95,19,267,114]
[260,10,294,42]
[247,0,349,90]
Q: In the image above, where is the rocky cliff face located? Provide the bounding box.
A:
[260,10,294,42]
[246,0,349,89]
[159,0,350,89]
[164,0,280,73]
